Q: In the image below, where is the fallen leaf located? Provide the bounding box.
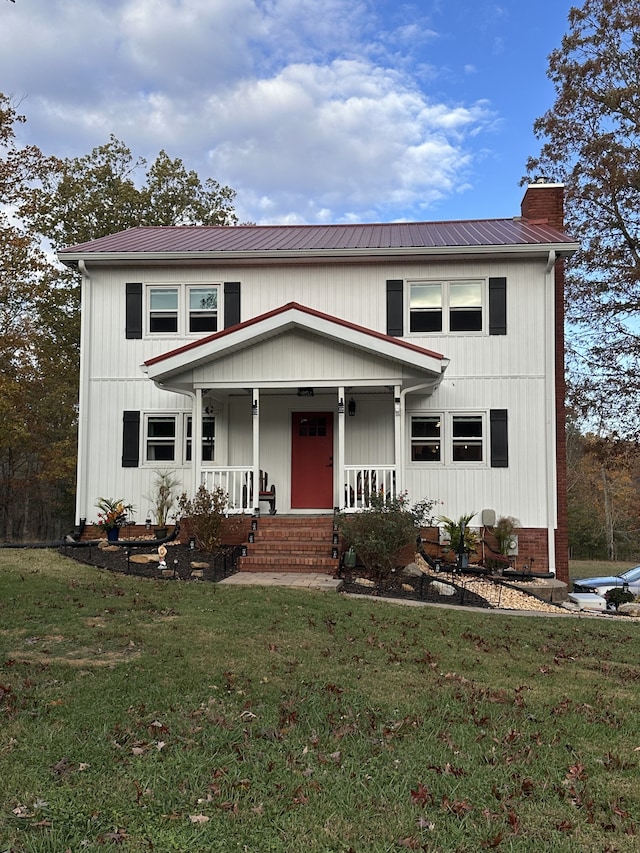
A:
[189,814,210,824]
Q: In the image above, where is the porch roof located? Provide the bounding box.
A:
[142,302,448,388]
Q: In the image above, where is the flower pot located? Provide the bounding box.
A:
[106,527,120,542]
[154,527,168,540]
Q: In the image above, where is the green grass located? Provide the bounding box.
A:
[569,558,638,582]
[1,551,639,852]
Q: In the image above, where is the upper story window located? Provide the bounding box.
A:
[149,288,179,333]
[189,287,218,333]
[409,280,483,334]
[146,284,219,335]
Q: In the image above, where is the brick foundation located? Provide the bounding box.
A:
[407,527,551,572]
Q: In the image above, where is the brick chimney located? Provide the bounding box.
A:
[521,181,565,230]
[521,180,569,584]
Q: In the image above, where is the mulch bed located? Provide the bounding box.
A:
[58,539,239,583]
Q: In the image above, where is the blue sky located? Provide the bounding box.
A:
[0,0,575,226]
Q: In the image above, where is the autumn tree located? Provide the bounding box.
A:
[24,136,238,249]
[0,95,76,539]
[526,0,640,438]
[567,428,640,560]
[2,98,239,540]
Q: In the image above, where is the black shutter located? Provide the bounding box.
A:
[386,279,404,336]
[490,409,508,467]
[489,277,507,335]
[224,281,241,328]
[125,282,143,339]
[122,411,140,468]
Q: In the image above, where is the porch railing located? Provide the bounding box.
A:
[200,464,397,513]
[343,466,397,511]
[201,467,253,513]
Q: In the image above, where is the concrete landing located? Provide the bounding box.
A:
[504,577,568,604]
[220,572,343,592]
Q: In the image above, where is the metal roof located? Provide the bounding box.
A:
[58,217,578,261]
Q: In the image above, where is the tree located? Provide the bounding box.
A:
[526,0,640,438]
[24,136,238,249]
[1,97,239,540]
[0,95,77,539]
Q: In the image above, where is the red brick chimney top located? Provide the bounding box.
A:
[521,182,565,231]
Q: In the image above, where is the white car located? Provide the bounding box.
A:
[573,565,640,597]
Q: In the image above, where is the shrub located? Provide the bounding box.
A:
[604,587,635,610]
[177,484,233,553]
[492,515,520,556]
[338,491,438,584]
[437,513,478,557]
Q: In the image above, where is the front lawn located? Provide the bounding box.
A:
[1,550,639,852]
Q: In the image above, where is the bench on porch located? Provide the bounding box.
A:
[243,470,277,515]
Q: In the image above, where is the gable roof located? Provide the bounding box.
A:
[59,217,578,264]
[142,302,448,386]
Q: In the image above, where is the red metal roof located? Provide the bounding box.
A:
[59,217,577,258]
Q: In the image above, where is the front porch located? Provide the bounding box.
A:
[143,301,448,515]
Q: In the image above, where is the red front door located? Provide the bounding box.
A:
[291,412,334,508]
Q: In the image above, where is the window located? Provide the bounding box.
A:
[189,287,218,333]
[411,415,441,461]
[145,414,216,464]
[185,415,215,461]
[410,413,486,464]
[298,416,327,437]
[149,288,178,333]
[409,280,483,334]
[146,416,177,461]
[452,415,483,462]
[449,281,482,331]
[146,284,220,335]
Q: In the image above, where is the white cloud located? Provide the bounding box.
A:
[0,0,499,223]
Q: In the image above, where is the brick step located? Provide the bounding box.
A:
[248,543,336,555]
[239,515,341,574]
[238,556,339,573]
[253,530,337,547]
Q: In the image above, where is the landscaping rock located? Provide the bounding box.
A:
[430,580,456,596]
[617,602,640,617]
[402,562,424,577]
[190,561,210,569]
[129,553,160,564]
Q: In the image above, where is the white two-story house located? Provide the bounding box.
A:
[59,182,578,580]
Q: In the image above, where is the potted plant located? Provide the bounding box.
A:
[146,470,180,539]
[94,497,134,542]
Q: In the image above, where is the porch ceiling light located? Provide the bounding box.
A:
[297,387,314,396]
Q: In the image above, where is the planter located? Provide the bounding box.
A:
[154,527,168,540]
[106,527,120,542]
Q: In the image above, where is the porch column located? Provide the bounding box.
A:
[394,384,403,495]
[193,389,203,495]
[337,386,345,509]
[251,389,260,512]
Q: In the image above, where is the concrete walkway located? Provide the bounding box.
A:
[220,572,343,592]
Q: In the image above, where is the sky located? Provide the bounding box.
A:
[0,0,575,226]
